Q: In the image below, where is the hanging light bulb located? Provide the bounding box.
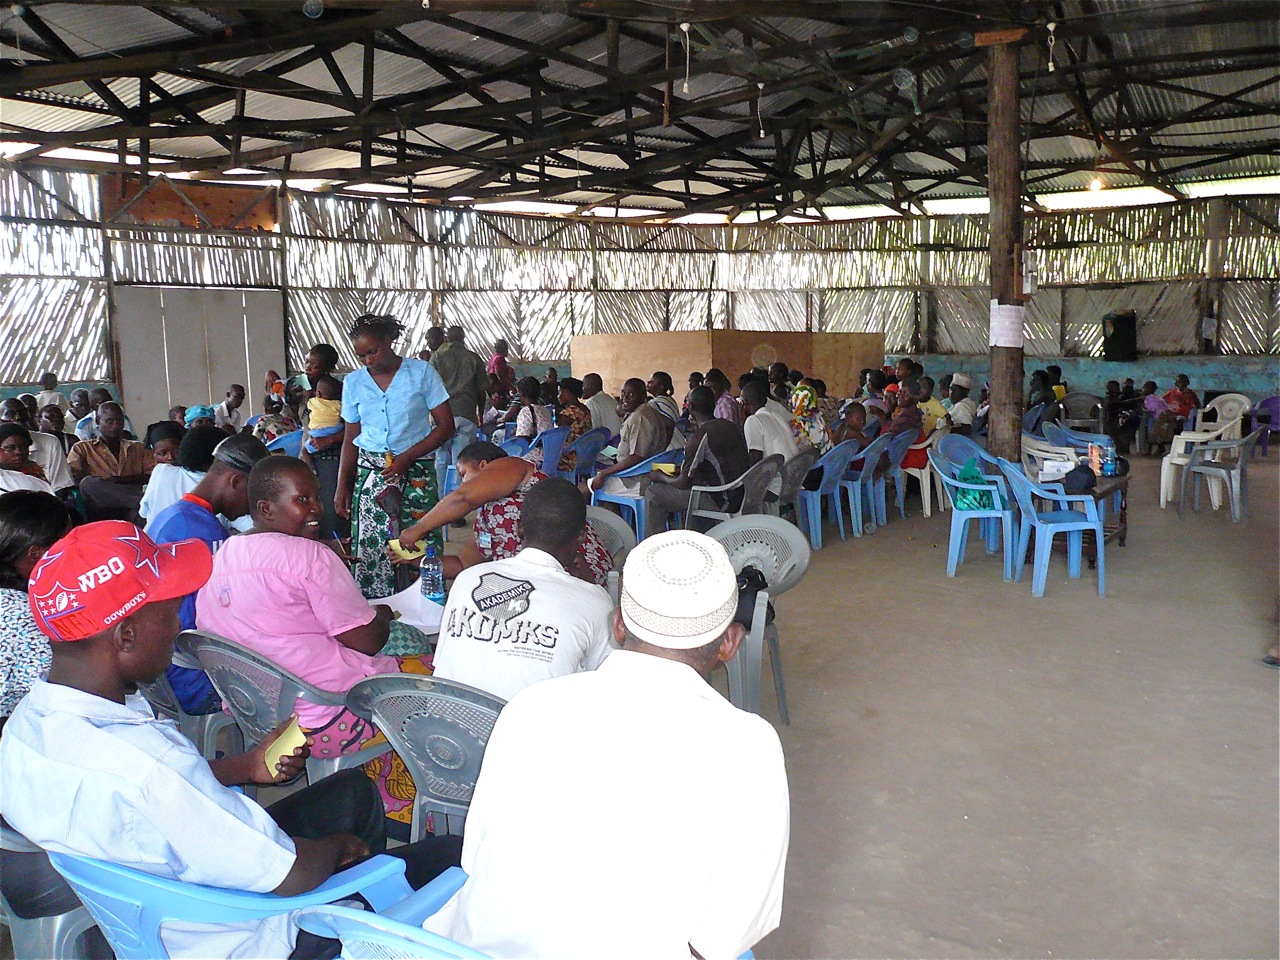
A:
[1089,176,1104,192]
[680,23,691,94]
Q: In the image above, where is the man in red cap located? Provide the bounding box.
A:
[0,521,459,960]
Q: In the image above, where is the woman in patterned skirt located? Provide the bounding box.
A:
[336,314,455,599]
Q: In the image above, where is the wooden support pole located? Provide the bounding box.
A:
[986,40,1023,462]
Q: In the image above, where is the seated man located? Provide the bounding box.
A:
[643,386,749,537]
[943,372,978,436]
[585,378,668,497]
[214,383,247,435]
[67,401,153,521]
[424,530,789,959]
[146,433,270,715]
[73,387,136,441]
[0,521,461,960]
[434,477,615,702]
[741,380,799,499]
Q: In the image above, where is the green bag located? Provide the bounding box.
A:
[954,458,995,511]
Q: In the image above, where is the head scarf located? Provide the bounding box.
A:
[790,384,831,455]
[184,405,216,426]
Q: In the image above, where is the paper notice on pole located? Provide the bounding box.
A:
[989,299,1025,347]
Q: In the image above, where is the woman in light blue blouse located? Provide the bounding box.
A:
[0,490,72,731]
[337,314,456,598]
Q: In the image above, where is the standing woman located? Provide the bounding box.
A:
[337,315,455,599]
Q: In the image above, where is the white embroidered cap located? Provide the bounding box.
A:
[620,530,738,650]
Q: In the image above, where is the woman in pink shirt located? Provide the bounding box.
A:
[196,455,429,832]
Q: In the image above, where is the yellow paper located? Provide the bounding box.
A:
[389,537,426,560]
[263,716,308,777]
[652,462,679,476]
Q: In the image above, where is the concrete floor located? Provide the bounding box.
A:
[748,455,1279,959]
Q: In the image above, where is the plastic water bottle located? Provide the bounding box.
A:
[419,545,446,606]
[1102,443,1118,477]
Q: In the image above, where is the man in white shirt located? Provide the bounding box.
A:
[944,372,979,435]
[434,477,614,702]
[581,372,621,436]
[741,380,800,497]
[74,387,136,441]
[425,529,790,960]
[0,521,461,960]
[214,383,246,434]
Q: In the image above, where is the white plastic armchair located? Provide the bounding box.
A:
[1159,419,1237,508]
[902,428,949,517]
[1190,393,1250,439]
[1020,433,1079,476]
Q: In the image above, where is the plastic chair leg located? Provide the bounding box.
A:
[1031,531,1054,597]
[829,491,846,541]
[845,485,864,538]
[1000,514,1015,582]
[765,624,789,727]
[726,592,768,715]
[798,495,821,550]
[1095,528,1106,597]
[919,472,932,518]
[1067,530,1082,579]
[1013,519,1032,582]
[946,513,967,576]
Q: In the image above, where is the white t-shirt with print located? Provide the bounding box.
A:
[433,548,615,702]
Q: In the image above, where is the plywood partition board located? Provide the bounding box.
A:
[811,333,886,397]
[571,330,886,400]
[571,331,713,397]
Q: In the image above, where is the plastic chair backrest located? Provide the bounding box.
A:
[1203,393,1251,421]
[736,454,784,516]
[585,504,638,566]
[529,426,570,467]
[811,439,863,493]
[295,903,490,959]
[47,851,412,960]
[776,447,819,503]
[1022,403,1045,434]
[885,429,918,469]
[136,671,182,721]
[996,457,1044,516]
[499,438,530,457]
[562,427,611,479]
[175,630,321,745]
[1193,427,1263,465]
[705,515,812,596]
[1254,395,1280,423]
[265,430,302,456]
[612,448,684,479]
[937,432,988,469]
[1059,392,1103,420]
[345,676,504,834]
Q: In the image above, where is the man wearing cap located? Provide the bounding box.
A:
[424,530,790,959]
[432,477,615,702]
[0,521,462,960]
[145,433,270,715]
[945,373,978,435]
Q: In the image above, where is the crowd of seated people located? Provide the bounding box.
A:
[5,325,1276,957]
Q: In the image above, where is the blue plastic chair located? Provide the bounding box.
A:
[928,451,1015,581]
[499,437,530,457]
[297,867,483,958]
[265,430,303,456]
[47,852,413,960]
[836,433,892,540]
[527,426,570,472]
[794,439,861,550]
[590,449,684,541]
[997,458,1106,598]
[1043,421,1110,452]
[881,429,921,525]
[1022,404,1046,435]
[554,426,611,483]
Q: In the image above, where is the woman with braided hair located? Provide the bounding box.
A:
[336,314,455,598]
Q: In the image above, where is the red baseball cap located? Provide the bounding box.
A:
[28,521,213,643]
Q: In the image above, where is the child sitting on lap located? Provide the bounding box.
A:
[302,375,343,456]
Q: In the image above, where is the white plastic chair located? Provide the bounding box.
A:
[346,676,505,843]
[136,652,243,761]
[901,428,949,518]
[1190,393,1250,439]
[586,504,637,605]
[684,454,783,529]
[174,630,392,784]
[1020,433,1079,476]
[705,515,811,726]
[0,823,100,960]
[1159,418,1239,508]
